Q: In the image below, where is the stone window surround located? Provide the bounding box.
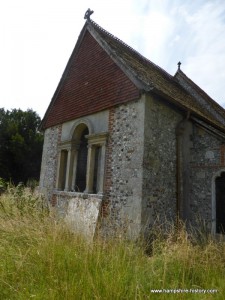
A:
[211,168,225,235]
[56,132,108,195]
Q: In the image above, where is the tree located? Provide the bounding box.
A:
[0,108,44,184]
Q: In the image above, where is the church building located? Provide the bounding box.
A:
[39,11,225,239]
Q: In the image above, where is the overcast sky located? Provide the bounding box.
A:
[1,0,225,118]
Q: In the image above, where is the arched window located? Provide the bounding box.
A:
[56,120,107,195]
[75,127,89,192]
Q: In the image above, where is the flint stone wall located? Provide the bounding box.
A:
[39,125,61,200]
[103,98,145,238]
[39,94,225,238]
[188,124,225,230]
[142,94,182,231]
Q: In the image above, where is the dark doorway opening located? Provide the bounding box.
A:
[216,172,225,234]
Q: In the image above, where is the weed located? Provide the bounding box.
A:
[0,187,224,299]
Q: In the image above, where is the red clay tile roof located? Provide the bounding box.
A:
[41,25,140,129]
[41,19,225,132]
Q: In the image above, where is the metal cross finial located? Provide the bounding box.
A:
[177,61,181,70]
[84,8,94,20]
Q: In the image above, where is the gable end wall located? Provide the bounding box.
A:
[44,31,140,129]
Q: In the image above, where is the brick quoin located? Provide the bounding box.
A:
[51,194,57,207]
[220,144,225,166]
[101,107,115,217]
[44,31,139,129]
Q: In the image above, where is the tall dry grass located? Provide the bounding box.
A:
[0,184,225,299]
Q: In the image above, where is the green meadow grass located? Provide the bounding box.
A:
[0,185,225,299]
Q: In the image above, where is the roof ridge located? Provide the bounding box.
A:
[175,69,225,114]
[41,17,225,132]
[89,19,174,81]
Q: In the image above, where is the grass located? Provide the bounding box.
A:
[0,185,225,299]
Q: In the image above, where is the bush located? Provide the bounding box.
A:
[0,177,7,194]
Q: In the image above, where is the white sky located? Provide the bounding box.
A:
[1,0,225,118]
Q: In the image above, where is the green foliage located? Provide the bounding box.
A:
[0,188,225,299]
[0,108,43,184]
[0,182,48,219]
[0,177,7,194]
